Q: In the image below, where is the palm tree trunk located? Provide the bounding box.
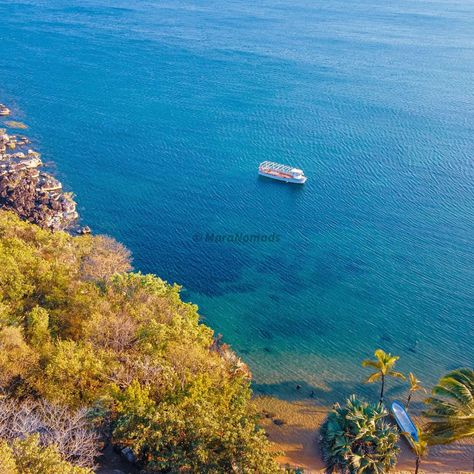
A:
[406,392,412,410]
[380,374,385,403]
[414,456,420,474]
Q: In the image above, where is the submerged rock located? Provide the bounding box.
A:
[0,104,10,116]
[4,120,27,129]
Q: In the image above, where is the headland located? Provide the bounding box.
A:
[0,108,78,231]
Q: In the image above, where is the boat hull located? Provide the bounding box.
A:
[391,401,419,449]
[258,171,307,184]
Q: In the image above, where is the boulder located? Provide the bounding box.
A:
[120,447,136,464]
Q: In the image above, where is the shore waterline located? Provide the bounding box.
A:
[1,0,473,403]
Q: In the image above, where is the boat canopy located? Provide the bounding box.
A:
[259,161,302,174]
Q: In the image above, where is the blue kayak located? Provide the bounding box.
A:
[391,401,419,448]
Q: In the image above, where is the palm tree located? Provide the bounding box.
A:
[320,395,400,473]
[362,349,405,403]
[406,372,425,411]
[405,429,429,474]
[423,368,474,445]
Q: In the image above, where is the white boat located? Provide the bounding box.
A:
[391,401,419,449]
[258,161,307,184]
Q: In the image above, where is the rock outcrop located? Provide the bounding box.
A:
[0,127,78,231]
[0,104,10,116]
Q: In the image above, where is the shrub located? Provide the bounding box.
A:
[111,377,280,473]
[0,211,279,471]
[0,435,93,474]
[320,395,399,473]
[79,235,132,281]
[0,326,38,392]
[0,398,99,469]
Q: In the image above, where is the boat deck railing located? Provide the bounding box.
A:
[259,161,300,174]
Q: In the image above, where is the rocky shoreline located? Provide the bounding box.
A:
[0,104,79,232]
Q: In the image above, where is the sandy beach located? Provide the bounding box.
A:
[255,397,473,473]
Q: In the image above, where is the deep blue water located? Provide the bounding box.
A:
[1,0,473,402]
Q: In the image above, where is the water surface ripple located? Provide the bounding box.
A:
[1,0,473,402]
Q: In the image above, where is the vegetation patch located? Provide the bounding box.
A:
[320,395,399,473]
[0,211,281,473]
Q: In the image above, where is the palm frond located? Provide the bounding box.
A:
[320,396,399,472]
[362,360,380,369]
[388,370,406,380]
[409,372,422,390]
[374,349,387,360]
[433,379,473,407]
[445,368,474,393]
[424,368,474,446]
[425,418,474,445]
[365,373,382,384]
[423,397,460,417]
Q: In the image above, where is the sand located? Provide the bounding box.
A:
[254,397,473,473]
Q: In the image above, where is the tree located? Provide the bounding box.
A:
[26,306,51,349]
[0,212,281,471]
[111,377,280,473]
[362,349,405,403]
[406,372,425,411]
[320,395,400,473]
[80,235,131,281]
[0,435,93,474]
[0,440,17,474]
[405,429,428,474]
[423,368,474,445]
[37,340,114,407]
[0,326,38,392]
[0,398,99,469]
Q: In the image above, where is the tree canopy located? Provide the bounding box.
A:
[0,211,280,472]
[423,368,474,445]
[320,395,400,473]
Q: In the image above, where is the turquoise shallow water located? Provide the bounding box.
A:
[1,0,473,403]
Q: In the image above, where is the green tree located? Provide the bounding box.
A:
[0,435,93,474]
[38,340,114,407]
[406,372,425,411]
[0,326,38,392]
[320,395,400,473]
[26,305,51,349]
[0,211,281,470]
[111,377,280,473]
[362,349,405,403]
[423,368,474,444]
[404,429,428,474]
[0,440,17,474]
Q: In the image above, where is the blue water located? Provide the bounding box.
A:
[1,0,473,403]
